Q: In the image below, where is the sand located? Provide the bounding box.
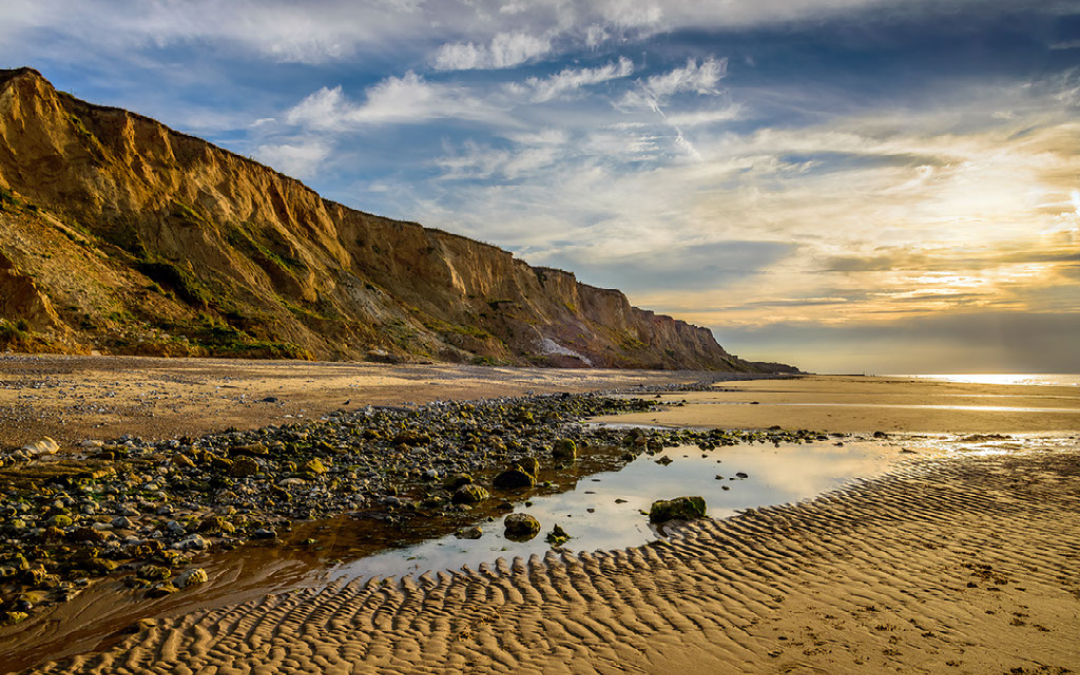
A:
[3,366,1079,674]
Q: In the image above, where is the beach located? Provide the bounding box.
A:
[1,361,1078,674]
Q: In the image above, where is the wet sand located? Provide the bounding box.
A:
[595,375,1080,434]
[4,369,1080,674]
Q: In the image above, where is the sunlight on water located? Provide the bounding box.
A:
[330,441,891,581]
[884,374,1080,387]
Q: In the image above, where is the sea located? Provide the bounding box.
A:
[880,373,1080,387]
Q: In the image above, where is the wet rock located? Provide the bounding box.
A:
[146,582,179,598]
[443,473,474,491]
[655,456,674,466]
[174,534,208,551]
[197,516,235,535]
[2,611,29,626]
[552,439,577,461]
[546,524,571,546]
[137,565,172,581]
[452,484,489,505]
[873,431,888,439]
[252,528,277,539]
[455,526,483,540]
[519,456,540,478]
[504,513,541,541]
[735,472,749,479]
[649,496,708,524]
[175,568,208,588]
[172,454,195,469]
[165,520,187,535]
[493,467,535,489]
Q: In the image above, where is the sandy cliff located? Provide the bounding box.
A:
[0,67,779,370]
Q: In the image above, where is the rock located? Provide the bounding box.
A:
[22,437,59,457]
[455,526,483,540]
[655,456,674,466]
[197,516,235,535]
[230,456,259,477]
[47,514,73,528]
[137,564,172,581]
[546,524,571,546]
[175,568,208,588]
[519,456,540,478]
[649,496,708,524]
[424,468,440,480]
[735,472,749,479]
[165,520,187,535]
[873,431,888,439]
[172,454,195,469]
[503,513,541,541]
[252,528,277,539]
[80,440,104,448]
[2,611,29,626]
[112,516,133,529]
[552,439,577,461]
[493,467,535,489]
[146,582,179,598]
[230,443,268,457]
[174,534,208,551]
[300,458,327,475]
[452,484,489,505]
[443,473,473,491]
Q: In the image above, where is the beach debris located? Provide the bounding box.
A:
[503,513,541,541]
[649,496,707,524]
[546,524,571,546]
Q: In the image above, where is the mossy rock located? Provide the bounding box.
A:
[546,524,571,546]
[552,439,577,461]
[443,473,473,491]
[503,513,540,541]
[519,456,540,478]
[230,456,259,477]
[451,484,489,505]
[300,458,327,475]
[649,496,707,524]
[492,467,535,490]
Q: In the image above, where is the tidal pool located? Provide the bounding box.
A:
[330,440,893,581]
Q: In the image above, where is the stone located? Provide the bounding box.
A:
[455,526,483,540]
[443,473,473,491]
[649,496,708,524]
[146,582,179,598]
[174,534,208,551]
[546,524,571,546]
[735,472,749,479]
[2,611,29,626]
[552,439,577,461]
[300,458,327,475]
[230,443,268,457]
[22,437,59,457]
[197,516,235,535]
[172,454,195,469]
[519,456,540,478]
[492,467,535,490]
[452,484,489,505]
[175,568,208,588]
[165,520,187,535]
[230,456,259,477]
[503,513,541,541]
[655,456,674,466]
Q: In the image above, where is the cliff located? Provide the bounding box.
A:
[0,67,776,371]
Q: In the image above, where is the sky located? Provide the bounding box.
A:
[2,0,1079,373]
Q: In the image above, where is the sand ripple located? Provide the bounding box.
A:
[17,450,1080,674]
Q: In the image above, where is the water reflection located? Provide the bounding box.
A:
[331,441,891,581]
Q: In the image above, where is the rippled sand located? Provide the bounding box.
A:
[4,371,1079,674]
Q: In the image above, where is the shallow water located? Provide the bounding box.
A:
[330,440,893,580]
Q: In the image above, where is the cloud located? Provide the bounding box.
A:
[285,73,495,129]
[506,57,635,102]
[431,31,552,71]
[619,57,728,110]
[254,138,332,178]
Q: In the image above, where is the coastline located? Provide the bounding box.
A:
[2,363,1078,674]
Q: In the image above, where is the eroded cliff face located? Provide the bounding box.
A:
[0,67,766,370]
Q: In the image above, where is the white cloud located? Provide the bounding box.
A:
[285,73,496,129]
[254,139,331,178]
[431,31,552,71]
[664,105,743,126]
[506,57,635,102]
[619,57,727,110]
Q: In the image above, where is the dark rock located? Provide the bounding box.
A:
[546,524,571,546]
[443,473,473,491]
[230,456,259,477]
[455,526,483,540]
[493,467,535,489]
[649,496,707,524]
[552,439,577,461]
[504,513,541,541]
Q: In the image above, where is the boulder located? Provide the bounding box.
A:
[22,437,59,457]
[519,456,540,478]
[452,484,489,505]
[503,513,541,541]
[493,467,535,489]
[552,439,577,461]
[649,496,707,524]
[443,473,473,491]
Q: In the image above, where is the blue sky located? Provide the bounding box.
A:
[3,0,1079,373]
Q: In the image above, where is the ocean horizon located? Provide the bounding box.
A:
[877,373,1080,387]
